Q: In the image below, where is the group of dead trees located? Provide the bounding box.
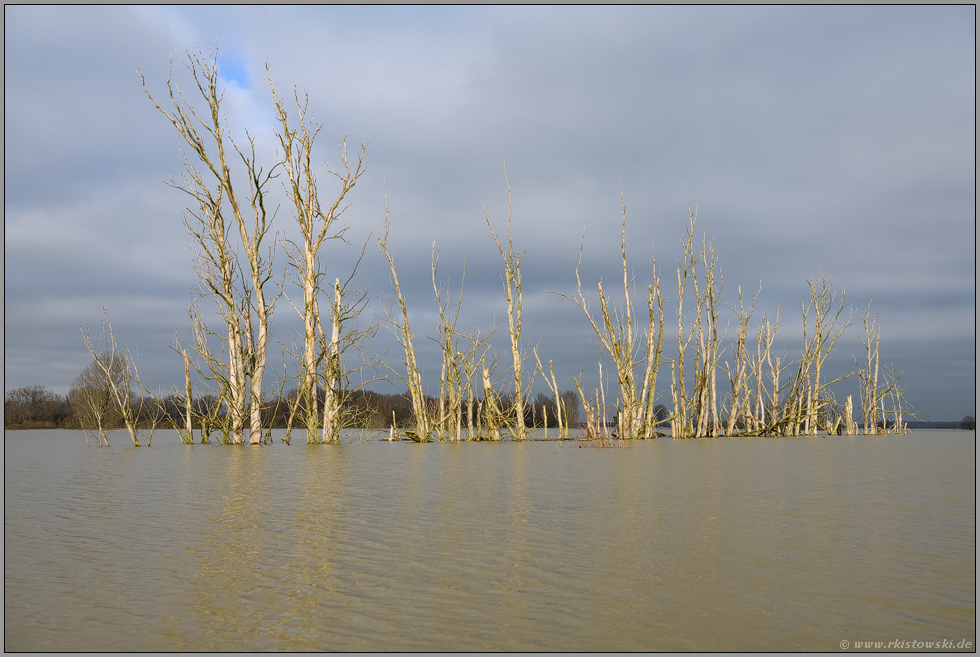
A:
[558,202,913,440]
[138,46,554,446]
[139,45,375,445]
[90,43,911,446]
[375,176,912,442]
[378,170,577,442]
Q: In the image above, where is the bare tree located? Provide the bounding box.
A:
[458,327,494,440]
[71,357,124,447]
[270,72,368,444]
[481,355,507,441]
[430,246,466,441]
[159,342,196,445]
[534,349,567,440]
[722,285,759,435]
[378,194,434,441]
[670,208,725,439]
[270,344,304,445]
[639,268,667,439]
[317,270,383,443]
[758,313,783,434]
[80,311,157,447]
[555,193,665,439]
[178,185,250,444]
[142,43,278,445]
[484,167,528,440]
[181,293,237,444]
[573,359,616,441]
[855,303,914,434]
[695,239,725,437]
[857,302,884,434]
[796,273,853,435]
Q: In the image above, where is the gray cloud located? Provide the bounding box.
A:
[4,6,974,421]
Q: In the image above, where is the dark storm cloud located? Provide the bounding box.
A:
[4,5,974,420]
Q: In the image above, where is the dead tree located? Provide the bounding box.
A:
[797,273,853,435]
[639,270,667,439]
[555,193,664,439]
[724,285,759,436]
[183,293,237,444]
[160,338,197,445]
[534,349,567,440]
[271,72,368,444]
[484,167,528,440]
[430,246,466,441]
[317,270,382,443]
[80,311,156,447]
[481,356,506,441]
[693,237,725,437]
[857,303,883,434]
[71,356,123,447]
[459,327,494,440]
[142,44,278,445]
[855,303,915,434]
[378,195,434,441]
[670,208,724,438]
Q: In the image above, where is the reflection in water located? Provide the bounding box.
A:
[4,430,976,651]
[162,446,358,650]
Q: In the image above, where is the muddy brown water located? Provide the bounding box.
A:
[4,429,975,651]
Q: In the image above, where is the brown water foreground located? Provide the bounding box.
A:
[4,429,975,651]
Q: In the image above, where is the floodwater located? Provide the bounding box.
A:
[4,429,975,651]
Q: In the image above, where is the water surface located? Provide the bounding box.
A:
[5,429,975,651]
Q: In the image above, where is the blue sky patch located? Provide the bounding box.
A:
[219,54,249,89]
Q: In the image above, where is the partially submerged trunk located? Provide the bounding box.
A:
[485,168,528,440]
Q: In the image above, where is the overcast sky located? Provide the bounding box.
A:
[4,6,975,421]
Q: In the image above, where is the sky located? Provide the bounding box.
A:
[4,5,976,421]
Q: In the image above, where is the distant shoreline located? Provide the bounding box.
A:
[904,421,973,430]
[3,423,975,432]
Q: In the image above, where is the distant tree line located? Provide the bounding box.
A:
[4,386,75,429]
[14,380,969,436]
[5,383,593,436]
